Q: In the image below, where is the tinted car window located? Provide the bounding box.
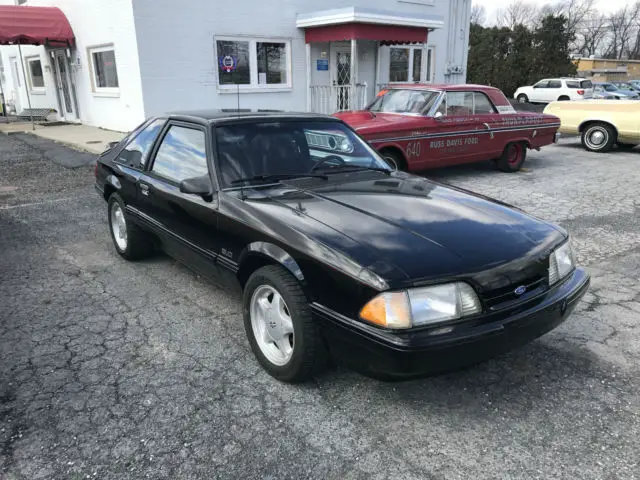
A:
[151,126,208,182]
[215,121,390,187]
[581,80,593,88]
[473,92,495,114]
[565,81,579,88]
[117,119,165,169]
[534,81,549,88]
[548,80,562,88]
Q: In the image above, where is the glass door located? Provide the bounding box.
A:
[53,50,77,121]
[332,46,351,111]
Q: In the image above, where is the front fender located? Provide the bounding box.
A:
[239,241,304,281]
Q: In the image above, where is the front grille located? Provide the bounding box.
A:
[477,255,551,310]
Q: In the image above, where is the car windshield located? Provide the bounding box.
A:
[367,89,440,115]
[215,121,391,187]
[602,84,618,92]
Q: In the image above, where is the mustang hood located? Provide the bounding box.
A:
[242,172,565,288]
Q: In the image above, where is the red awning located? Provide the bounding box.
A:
[304,23,429,45]
[296,7,443,45]
[0,5,74,47]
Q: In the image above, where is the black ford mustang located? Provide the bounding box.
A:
[95,110,589,382]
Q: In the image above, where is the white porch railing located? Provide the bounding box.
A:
[309,83,368,115]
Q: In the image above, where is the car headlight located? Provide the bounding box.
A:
[549,240,575,285]
[359,282,482,329]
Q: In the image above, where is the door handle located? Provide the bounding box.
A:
[483,123,494,139]
[139,183,150,196]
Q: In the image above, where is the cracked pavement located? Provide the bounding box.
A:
[1,133,639,479]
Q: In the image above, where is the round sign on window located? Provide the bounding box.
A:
[219,55,237,73]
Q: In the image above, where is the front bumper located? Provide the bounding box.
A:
[313,268,590,379]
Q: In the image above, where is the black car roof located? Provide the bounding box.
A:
[164,109,340,125]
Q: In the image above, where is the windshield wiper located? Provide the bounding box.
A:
[231,173,328,186]
[315,165,392,175]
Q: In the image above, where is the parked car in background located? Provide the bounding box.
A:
[592,82,640,100]
[334,84,561,173]
[514,78,593,104]
[592,88,623,100]
[629,80,640,90]
[95,110,589,382]
[544,99,639,152]
[611,81,640,93]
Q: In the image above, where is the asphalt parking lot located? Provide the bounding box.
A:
[1,133,639,480]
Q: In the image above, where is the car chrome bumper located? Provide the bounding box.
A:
[554,132,561,143]
[313,267,590,379]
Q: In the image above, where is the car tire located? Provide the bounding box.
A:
[617,142,636,149]
[581,123,616,153]
[243,265,326,383]
[380,149,407,171]
[496,142,527,172]
[517,94,529,104]
[107,193,153,260]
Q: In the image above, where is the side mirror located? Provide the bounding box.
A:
[107,141,120,149]
[180,175,214,200]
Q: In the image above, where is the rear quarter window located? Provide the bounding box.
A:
[565,81,579,89]
[581,80,593,88]
[116,119,165,169]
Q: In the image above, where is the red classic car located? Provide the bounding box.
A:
[334,84,561,173]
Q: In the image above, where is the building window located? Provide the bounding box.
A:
[26,57,45,91]
[88,45,119,94]
[215,37,291,91]
[389,45,435,84]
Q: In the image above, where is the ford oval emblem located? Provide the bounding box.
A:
[514,285,527,296]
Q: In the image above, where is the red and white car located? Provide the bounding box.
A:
[334,84,561,173]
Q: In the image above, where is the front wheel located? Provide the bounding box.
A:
[517,94,529,104]
[581,123,616,152]
[496,142,527,172]
[243,265,326,383]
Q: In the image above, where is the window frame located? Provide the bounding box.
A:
[146,121,214,188]
[25,56,45,93]
[87,44,120,96]
[387,44,435,84]
[214,35,292,93]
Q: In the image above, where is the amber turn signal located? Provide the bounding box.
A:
[359,292,412,329]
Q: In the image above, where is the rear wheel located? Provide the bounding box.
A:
[243,265,326,383]
[496,142,527,172]
[107,193,153,260]
[581,123,616,153]
[517,94,529,104]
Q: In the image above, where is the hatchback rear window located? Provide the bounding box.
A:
[581,80,593,88]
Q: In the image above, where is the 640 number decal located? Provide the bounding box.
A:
[405,141,422,158]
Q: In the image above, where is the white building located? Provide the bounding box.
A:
[0,0,472,132]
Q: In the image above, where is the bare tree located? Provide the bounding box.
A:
[496,0,540,29]
[577,13,609,57]
[603,2,640,59]
[470,3,486,25]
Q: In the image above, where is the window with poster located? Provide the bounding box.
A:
[388,45,435,84]
[88,45,119,94]
[215,36,292,91]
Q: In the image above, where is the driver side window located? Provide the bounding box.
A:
[534,81,549,89]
